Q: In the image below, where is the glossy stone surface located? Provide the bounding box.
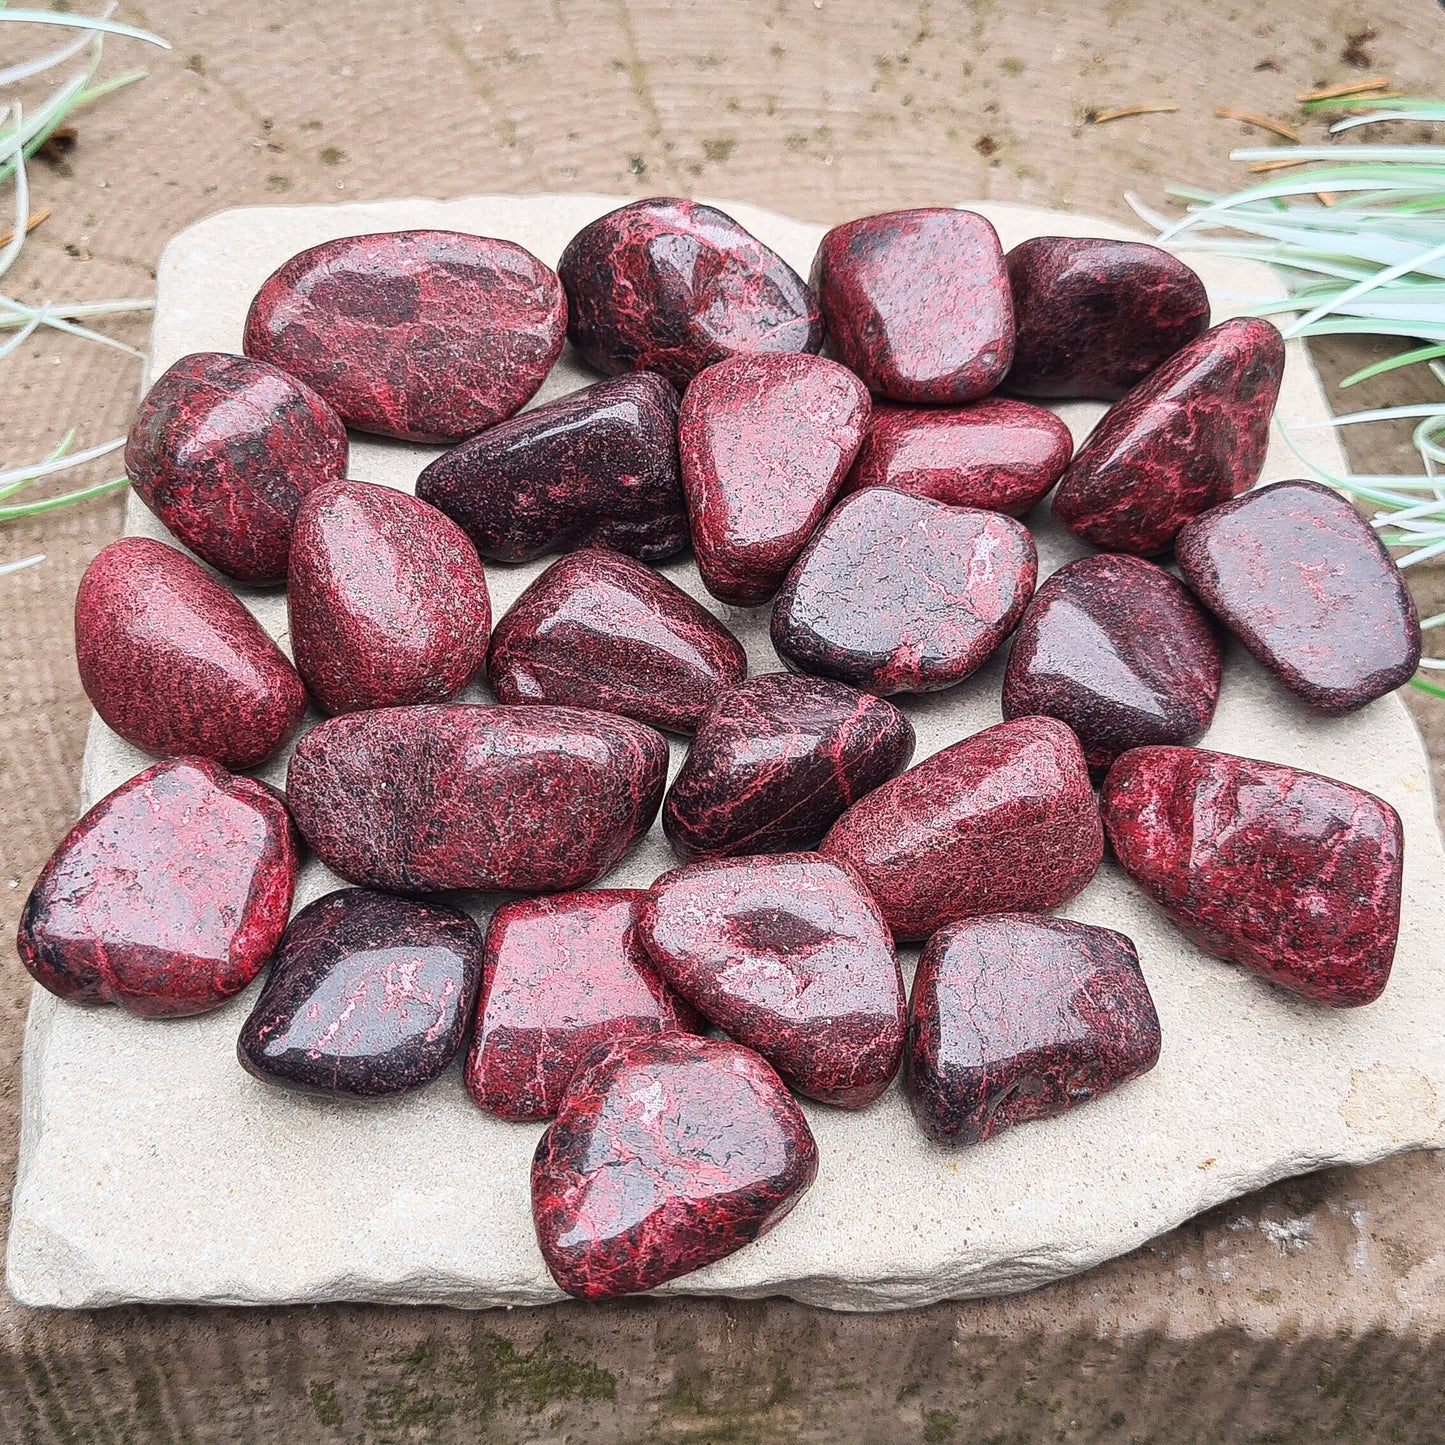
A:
[487,548,747,734]
[1004,237,1210,400]
[821,716,1104,941]
[662,673,915,860]
[771,488,1037,696]
[639,854,906,1107]
[287,479,491,715]
[905,913,1161,1145]
[558,198,823,389]
[243,230,566,442]
[1051,317,1285,555]
[531,1033,818,1299]
[18,758,298,1018]
[1002,553,1222,772]
[811,207,1013,404]
[238,888,483,1098]
[415,373,685,564]
[74,537,309,770]
[465,890,701,1122]
[125,351,348,585]
[679,353,871,605]
[1103,746,1403,1007]
[1176,479,1421,715]
[286,704,668,894]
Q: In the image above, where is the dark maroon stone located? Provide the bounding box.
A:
[285,704,668,894]
[771,488,1037,696]
[531,1033,818,1299]
[1175,479,1421,715]
[18,758,298,1018]
[1103,746,1403,1007]
[1051,317,1285,555]
[243,230,566,442]
[905,912,1161,1146]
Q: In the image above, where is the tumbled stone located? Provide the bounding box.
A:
[487,548,747,734]
[125,351,349,585]
[811,207,1013,403]
[286,704,668,893]
[18,758,298,1018]
[1175,479,1421,715]
[532,1033,818,1299]
[821,716,1104,941]
[679,353,871,605]
[905,913,1161,1145]
[1002,553,1222,772]
[287,479,491,715]
[74,537,309,770]
[243,230,566,442]
[662,673,915,860]
[771,488,1037,696]
[558,198,823,389]
[465,890,701,1122]
[1051,317,1285,554]
[1103,746,1403,1007]
[238,887,483,1098]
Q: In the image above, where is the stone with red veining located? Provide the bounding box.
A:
[125,351,349,585]
[415,373,686,564]
[531,1032,818,1299]
[286,704,668,894]
[557,198,823,390]
[243,230,566,442]
[287,479,491,715]
[238,887,483,1098]
[18,757,298,1018]
[638,853,906,1108]
[771,488,1037,696]
[810,208,1014,404]
[1175,479,1421,715]
[821,716,1104,941]
[1102,746,1403,1007]
[465,890,701,1122]
[75,537,309,770]
[905,912,1161,1146]
[1051,317,1285,555]
[679,353,871,605]
[662,673,915,860]
[487,548,747,734]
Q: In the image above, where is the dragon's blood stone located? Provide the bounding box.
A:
[905,912,1161,1145]
[286,704,668,894]
[243,230,566,442]
[811,207,1013,403]
[18,758,298,1018]
[238,888,483,1098]
[465,890,701,1122]
[74,537,308,770]
[679,353,871,605]
[639,853,906,1108]
[415,372,685,563]
[125,351,348,585]
[771,488,1037,696]
[557,198,823,389]
[287,479,491,715]
[1002,553,1222,772]
[822,716,1104,941]
[1004,237,1210,400]
[532,1033,818,1299]
[1176,479,1421,715]
[662,673,915,860]
[1051,317,1285,555]
[1103,746,1403,1007]
[487,548,747,735]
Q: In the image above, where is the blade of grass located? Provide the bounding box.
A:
[0,10,167,48]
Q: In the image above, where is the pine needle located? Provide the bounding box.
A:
[1297,78,1393,103]
[1086,102,1179,124]
[1216,108,1301,143]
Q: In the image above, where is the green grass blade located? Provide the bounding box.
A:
[0,10,168,47]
